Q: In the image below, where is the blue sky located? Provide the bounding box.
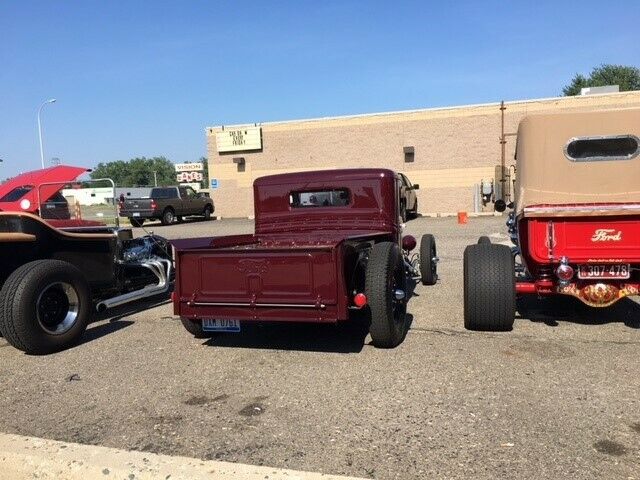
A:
[1,0,639,177]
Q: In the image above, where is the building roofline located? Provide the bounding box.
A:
[206,90,640,131]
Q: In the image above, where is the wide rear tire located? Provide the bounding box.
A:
[180,318,215,339]
[365,242,407,348]
[463,244,515,331]
[0,260,92,354]
[420,234,438,286]
[203,205,213,220]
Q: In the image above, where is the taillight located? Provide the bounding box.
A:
[353,293,367,308]
[556,263,574,282]
[151,200,157,210]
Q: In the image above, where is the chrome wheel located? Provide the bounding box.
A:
[36,282,79,335]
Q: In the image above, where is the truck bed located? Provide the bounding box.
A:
[172,231,388,323]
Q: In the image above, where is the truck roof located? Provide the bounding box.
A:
[254,168,396,186]
[515,108,640,216]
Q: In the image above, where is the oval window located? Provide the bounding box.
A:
[565,135,639,162]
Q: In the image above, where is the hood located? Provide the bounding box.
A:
[0,165,90,213]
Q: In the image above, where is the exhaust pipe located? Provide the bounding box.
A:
[96,259,173,312]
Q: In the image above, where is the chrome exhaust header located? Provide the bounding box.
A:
[96,259,173,312]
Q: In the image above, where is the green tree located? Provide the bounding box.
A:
[563,64,640,96]
[91,157,178,187]
[199,156,209,185]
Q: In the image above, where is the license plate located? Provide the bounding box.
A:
[132,212,140,217]
[578,264,630,280]
[202,318,241,333]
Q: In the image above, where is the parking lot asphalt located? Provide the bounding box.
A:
[1,216,639,479]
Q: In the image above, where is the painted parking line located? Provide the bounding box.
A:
[0,433,366,480]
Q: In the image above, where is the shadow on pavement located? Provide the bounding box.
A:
[79,319,134,346]
[516,295,640,329]
[75,294,171,348]
[203,316,371,353]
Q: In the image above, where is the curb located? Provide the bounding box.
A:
[0,433,366,480]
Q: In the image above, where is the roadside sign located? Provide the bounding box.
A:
[175,162,204,172]
[176,171,204,182]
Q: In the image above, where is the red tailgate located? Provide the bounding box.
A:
[527,217,640,263]
[174,246,342,322]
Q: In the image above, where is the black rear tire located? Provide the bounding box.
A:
[463,244,515,331]
[0,260,92,354]
[365,242,407,348]
[161,208,175,225]
[129,218,144,227]
[420,234,438,285]
[203,205,213,220]
[180,317,215,339]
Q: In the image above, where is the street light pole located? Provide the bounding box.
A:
[37,98,57,169]
[153,171,158,187]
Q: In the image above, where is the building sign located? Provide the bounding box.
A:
[211,179,219,189]
[176,171,204,183]
[175,162,204,172]
[216,127,262,153]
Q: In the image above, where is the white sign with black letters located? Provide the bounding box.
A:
[215,127,262,153]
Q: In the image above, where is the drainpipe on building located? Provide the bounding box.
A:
[473,183,480,213]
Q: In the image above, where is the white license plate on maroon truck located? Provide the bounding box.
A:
[202,318,241,332]
[578,264,630,280]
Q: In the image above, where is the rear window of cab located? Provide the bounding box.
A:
[289,189,350,208]
[565,135,639,162]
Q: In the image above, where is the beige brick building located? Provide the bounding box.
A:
[206,91,640,218]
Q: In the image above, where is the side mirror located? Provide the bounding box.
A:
[412,184,420,190]
[494,199,507,212]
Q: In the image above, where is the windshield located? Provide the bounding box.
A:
[0,185,34,202]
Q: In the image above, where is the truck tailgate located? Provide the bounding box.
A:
[175,247,339,319]
[527,217,640,263]
[123,198,153,211]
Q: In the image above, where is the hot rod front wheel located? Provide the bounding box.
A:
[0,260,92,354]
[463,244,515,331]
[420,234,438,285]
[365,241,407,348]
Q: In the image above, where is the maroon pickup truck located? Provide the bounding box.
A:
[171,168,438,348]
